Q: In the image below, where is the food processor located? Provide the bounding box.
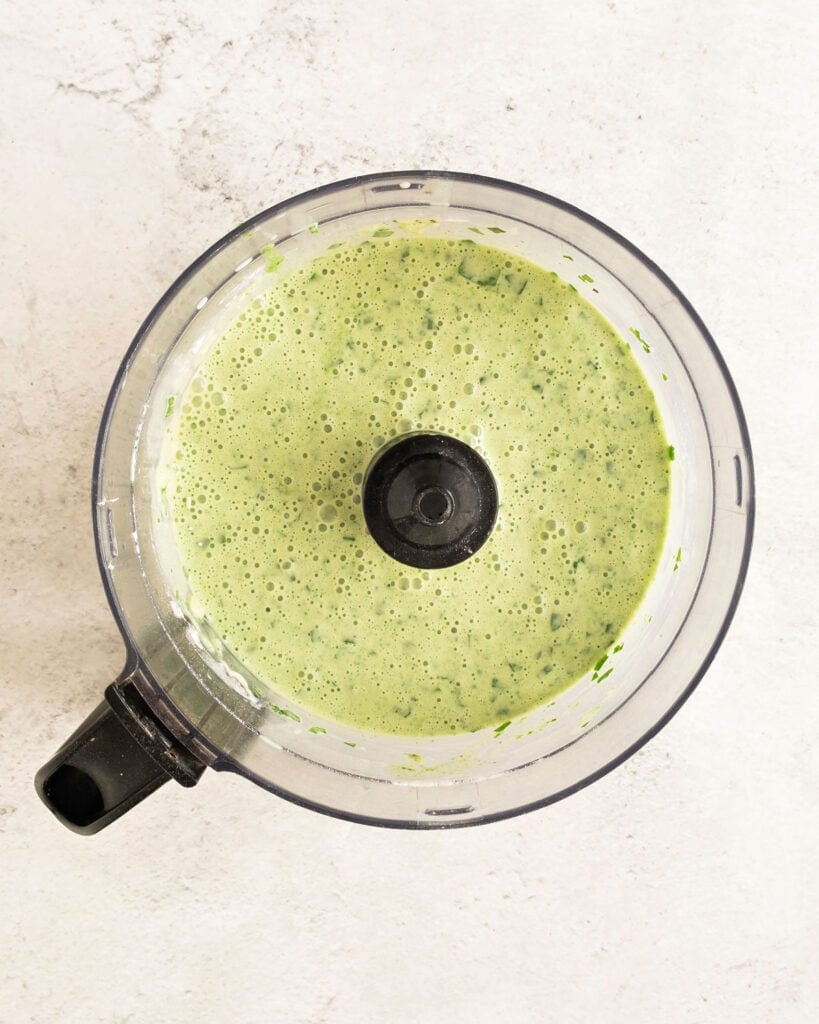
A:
[35,171,754,834]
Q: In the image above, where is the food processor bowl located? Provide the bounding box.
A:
[35,172,754,833]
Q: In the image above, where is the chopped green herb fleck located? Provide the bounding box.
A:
[629,327,651,353]
[344,741,357,748]
[457,255,500,287]
[562,254,574,261]
[593,653,609,673]
[164,395,175,418]
[270,704,301,722]
[673,547,682,571]
[486,226,506,234]
[494,720,512,736]
[308,222,319,234]
[579,273,594,284]
[261,244,284,272]
[662,372,669,381]
[504,272,528,294]
[372,227,394,238]
[668,445,675,461]
[596,667,614,683]
[309,725,326,734]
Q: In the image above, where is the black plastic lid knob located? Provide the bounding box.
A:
[362,432,498,569]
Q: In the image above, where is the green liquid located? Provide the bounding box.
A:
[161,236,669,736]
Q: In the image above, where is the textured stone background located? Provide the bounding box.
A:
[1,1,817,1021]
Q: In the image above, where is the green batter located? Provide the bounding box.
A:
[159,234,669,736]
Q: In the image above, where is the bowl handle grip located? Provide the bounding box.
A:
[35,677,206,835]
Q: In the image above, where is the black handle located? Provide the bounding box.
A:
[35,677,206,835]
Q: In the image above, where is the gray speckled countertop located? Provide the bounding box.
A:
[1,2,817,1022]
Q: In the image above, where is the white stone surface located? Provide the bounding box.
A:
[1,0,817,1021]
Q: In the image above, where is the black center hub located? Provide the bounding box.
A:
[362,432,498,569]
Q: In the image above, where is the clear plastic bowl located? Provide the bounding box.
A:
[46,172,755,830]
